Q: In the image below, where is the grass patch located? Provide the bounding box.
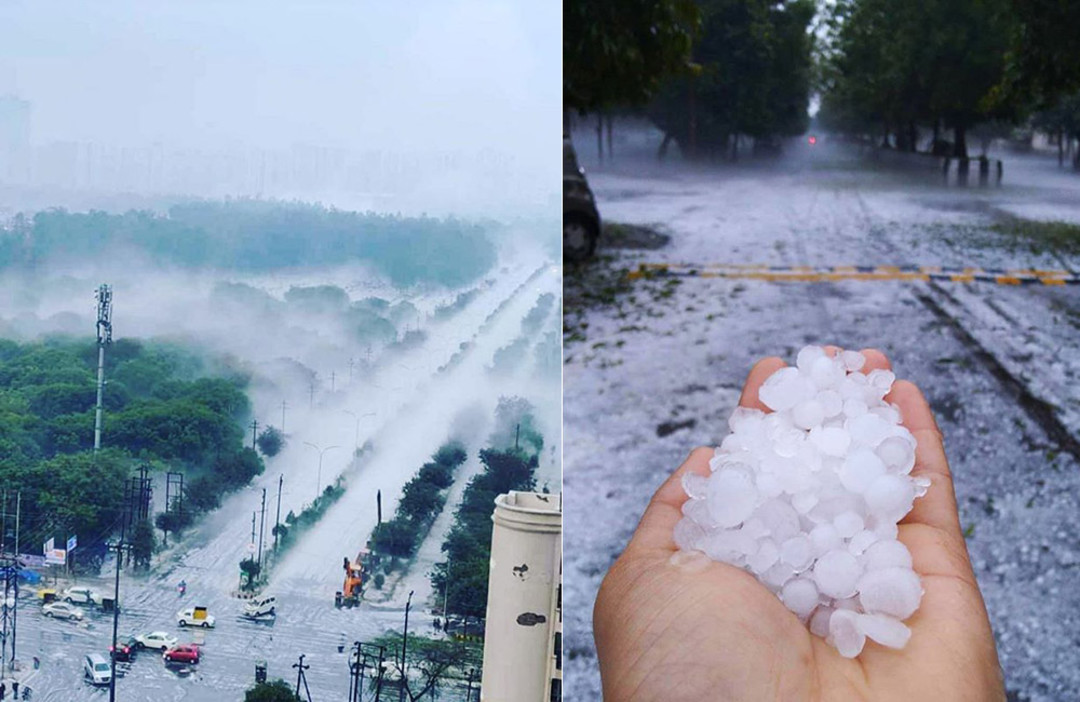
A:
[989,218,1080,257]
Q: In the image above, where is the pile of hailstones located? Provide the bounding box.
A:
[674,346,930,658]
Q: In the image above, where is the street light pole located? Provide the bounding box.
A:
[342,410,375,455]
[399,590,414,702]
[303,442,340,499]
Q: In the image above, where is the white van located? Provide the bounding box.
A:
[243,595,276,618]
[84,652,112,686]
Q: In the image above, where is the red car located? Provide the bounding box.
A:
[163,644,199,664]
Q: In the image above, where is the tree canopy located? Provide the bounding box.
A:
[564,0,701,113]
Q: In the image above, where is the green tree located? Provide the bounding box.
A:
[648,0,815,158]
[564,0,701,112]
[998,1,1080,107]
[256,426,284,457]
[130,519,156,570]
[244,679,295,702]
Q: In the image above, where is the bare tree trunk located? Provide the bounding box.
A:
[954,124,968,159]
[606,113,613,160]
[657,133,673,161]
[1059,129,1065,167]
[688,82,698,159]
[908,121,918,152]
[596,113,603,162]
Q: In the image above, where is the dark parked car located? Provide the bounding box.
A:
[563,136,601,261]
[110,635,137,662]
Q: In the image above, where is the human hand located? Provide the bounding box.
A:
[593,350,1005,701]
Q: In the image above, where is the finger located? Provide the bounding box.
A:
[628,447,713,552]
[858,347,892,373]
[888,380,961,538]
[738,356,786,411]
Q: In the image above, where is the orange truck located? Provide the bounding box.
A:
[334,549,368,608]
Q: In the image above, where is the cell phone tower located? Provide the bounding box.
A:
[94,284,113,453]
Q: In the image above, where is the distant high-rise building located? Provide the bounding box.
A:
[0,95,31,183]
[481,491,562,702]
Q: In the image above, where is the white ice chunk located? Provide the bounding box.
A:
[682,472,709,500]
[876,435,916,474]
[780,535,813,570]
[811,426,851,457]
[809,606,833,638]
[809,523,842,555]
[862,539,913,571]
[829,609,866,658]
[796,345,827,371]
[856,613,911,649]
[813,549,861,599]
[673,518,706,551]
[838,448,887,494]
[706,469,760,527]
[864,474,916,523]
[747,538,780,572]
[847,529,878,556]
[857,567,923,619]
[781,578,819,617]
[759,366,811,412]
[833,511,865,539]
[792,399,826,430]
[818,389,844,418]
[756,499,802,542]
[841,350,866,372]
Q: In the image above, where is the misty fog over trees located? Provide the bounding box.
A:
[0,200,497,287]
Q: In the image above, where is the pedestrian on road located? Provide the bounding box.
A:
[178,579,187,597]
[1,679,7,700]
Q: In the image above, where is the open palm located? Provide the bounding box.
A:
[594,350,1005,701]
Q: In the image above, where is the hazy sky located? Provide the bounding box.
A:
[0,0,559,156]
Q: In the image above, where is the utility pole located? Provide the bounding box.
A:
[257,488,267,568]
[108,518,126,702]
[331,371,336,394]
[348,358,355,385]
[309,377,316,409]
[251,419,259,450]
[273,474,283,550]
[281,400,288,435]
[399,590,414,702]
[292,653,312,702]
[11,492,18,666]
[515,423,520,452]
[94,284,113,453]
[376,490,382,527]
[250,512,256,552]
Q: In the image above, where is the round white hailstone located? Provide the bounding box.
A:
[681,498,712,526]
[756,499,802,541]
[842,397,869,418]
[862,539,913,571]
[676,346,924,657]
[809,523,842,555]
[856,613,911,649]
[864,474,916,523]
[681,472,709,500]
[857,567,923,619]
[809,606,834,638]
[847,529,878,556]
[829,609,867,658]
[876,435,916,474]
[833,511,865,539]
[797,345,827,371]
[759,366,808,411]
[707,469,760,527]
[728,406,767,434]
[791,491,819,515]
[748,539,780,572]
[847,413,894,448]
[792,399,826,430]
[673,518,706,551]
[762,561,797,590]
[813,549,861,599]
[756,472,784,498]
[813,426,851,457]
[780,535,813,569]
[809,355,845,389]
[781,578,819,617]
[819,389,844,418]
[838,448,887,494]
[841,350,866,372]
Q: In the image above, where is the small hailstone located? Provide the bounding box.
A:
[813,549,861,598]
[675,345,927,657]
[857,567,923,619]
[828,609,866,658]
[857,613,911,649]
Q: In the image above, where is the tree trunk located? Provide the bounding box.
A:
[932,119,940,153]
[606,114,613,160]
[908,121,918,152]
[688,81,697,160]
[953,125,968,159]
[596,113,603,162]
[1058,129,1064,167]
[657,133,673,161]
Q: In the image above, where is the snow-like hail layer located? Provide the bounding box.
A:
[674,346,929,657]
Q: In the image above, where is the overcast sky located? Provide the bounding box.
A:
[0,0,560,214]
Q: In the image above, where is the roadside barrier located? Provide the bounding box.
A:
[628,263,1078,285]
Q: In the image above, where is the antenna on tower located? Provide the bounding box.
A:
[94,284,113,453]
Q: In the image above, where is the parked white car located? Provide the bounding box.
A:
[84,652,112,686]
[242,595,276,618]
[62,586,103,606]
[135,631,178,651]
[177,607,215,628]
[42,601,84,620]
